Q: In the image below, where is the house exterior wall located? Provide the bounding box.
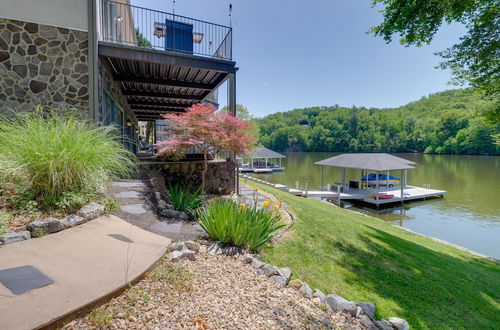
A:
[97,0,137,46]
[98,58,138,151]
[0,18,89,115]
[0,0,88,32]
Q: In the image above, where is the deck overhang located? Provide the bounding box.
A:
[98,42,237,121]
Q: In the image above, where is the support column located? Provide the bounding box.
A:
[342,168,346,190]
[321,166,324,188]
[228,73,238,193]
[400,169,404,204]
[88,0,99,123]
[376,171,380,201]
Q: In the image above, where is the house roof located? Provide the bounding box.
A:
[244,146,287,159]
[314,153,416,171]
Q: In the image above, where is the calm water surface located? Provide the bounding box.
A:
[256,152,500,259]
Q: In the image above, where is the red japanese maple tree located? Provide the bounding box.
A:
[155,103,254,192]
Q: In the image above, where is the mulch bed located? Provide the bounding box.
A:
[63,250,366,329]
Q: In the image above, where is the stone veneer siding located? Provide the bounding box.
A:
[140,160,237,195]
[0,18,89,114]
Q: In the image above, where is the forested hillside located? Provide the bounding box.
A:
[257,89,499,155]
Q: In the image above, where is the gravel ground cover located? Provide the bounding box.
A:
[64,249,366,329]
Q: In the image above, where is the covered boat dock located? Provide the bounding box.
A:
[314,153,446,206]
[239,147,286,173]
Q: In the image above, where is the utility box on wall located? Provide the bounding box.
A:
[165,20,193,54]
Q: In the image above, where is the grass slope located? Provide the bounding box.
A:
[247,181,500,329]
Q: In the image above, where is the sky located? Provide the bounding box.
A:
[134,0,466,117]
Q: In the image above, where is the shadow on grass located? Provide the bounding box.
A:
[331,225,500,329]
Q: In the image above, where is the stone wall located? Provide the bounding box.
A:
[0,18,89,114]
[141,159,236,195]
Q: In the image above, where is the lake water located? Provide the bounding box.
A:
[255,152,500,259]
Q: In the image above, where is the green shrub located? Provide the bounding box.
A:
[0,109,136,209]
[0,212,10,241]
[167,184,204,216]
[102,197,120,213]
[197,199,284,251]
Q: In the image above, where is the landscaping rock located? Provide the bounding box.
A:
[358,315,378,330]
[168,250,195,262]
[77,202,105,220]
[63,214,86,227]
[184,241,200,253]
[313,289,326,303]
[2,231,31,244]
[325,294,357,316]
[356,302,376,319]
[199,245,207,253]
[207,242,223,255]
[207,242,243,256]
[277,267,292,284]
[28,217,68,237]
[237,253,253,264]
[251,258,265,269]
[374,320,393,330]
[155,192,161,201]
[288,279,304,289]
[158,199,167,208]
[356,306,363,318]
[258,264,277,277]
[171,242,187,251]
[388,317,410,330]
[160,208,188,220]
[269,275,288,288]
[299,283,313,298]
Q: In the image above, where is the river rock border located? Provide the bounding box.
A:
[167,240,410,330]
[0,202,105,246]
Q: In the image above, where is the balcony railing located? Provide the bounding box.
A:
[98,0,232,60]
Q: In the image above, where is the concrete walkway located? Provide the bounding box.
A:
[110,180,204,241]
[0,215,170,330]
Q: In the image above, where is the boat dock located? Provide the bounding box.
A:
[239,174,446,206]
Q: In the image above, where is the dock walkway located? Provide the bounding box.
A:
[240,174,446,205]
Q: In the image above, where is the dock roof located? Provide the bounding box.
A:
[244,146,287,159]
[314,153,415,171]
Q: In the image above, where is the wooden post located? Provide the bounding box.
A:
[321,166,324,188]
[376,171,380,201]
[342,167,346,191]
[400,169,404,204]
[305,182,308,198]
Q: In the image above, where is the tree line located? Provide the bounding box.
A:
[256,89,499,155]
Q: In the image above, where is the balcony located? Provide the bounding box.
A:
[98,0,232,60]
[96,0,237,122]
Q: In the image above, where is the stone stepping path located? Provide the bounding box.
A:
[119,204,149,214]
[109,180,204,241]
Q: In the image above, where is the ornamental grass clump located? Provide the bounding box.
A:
[0,109,136,209]
[197,199,284,251]
[167,184,204,216]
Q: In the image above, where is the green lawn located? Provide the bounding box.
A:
[247,181,500,329]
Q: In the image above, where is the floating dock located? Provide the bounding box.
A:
[239,167,284,173]
[239,174,446,206]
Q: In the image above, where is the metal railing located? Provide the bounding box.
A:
[98,0,232,60]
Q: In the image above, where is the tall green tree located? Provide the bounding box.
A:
[256,89,499,155]
[135,28,152,48]
[370,0,499,123]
